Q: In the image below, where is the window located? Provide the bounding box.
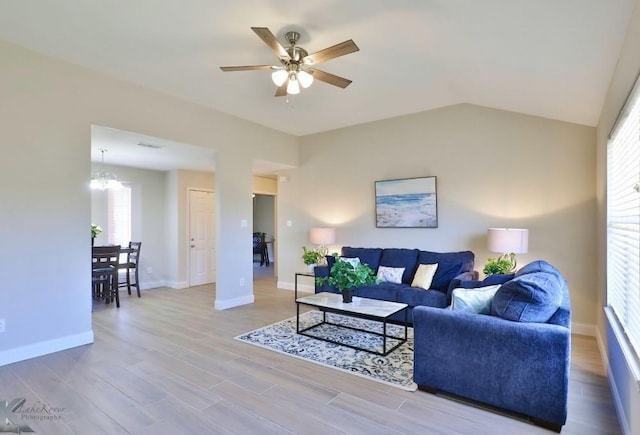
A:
[607,77,640,358]
[108,185,131,247]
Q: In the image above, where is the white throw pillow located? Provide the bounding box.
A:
[451,284,502,315]
[411,263,439,290]
[376,266,405,284]
[339,257,361,268]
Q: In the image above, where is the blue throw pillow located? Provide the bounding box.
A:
[430,262,463,292]
[482,273,515,285]
[491,271,564,323]
[516,260,561,279]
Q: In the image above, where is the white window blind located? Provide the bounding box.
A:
[607,80,640,358]
[108,185,131,247]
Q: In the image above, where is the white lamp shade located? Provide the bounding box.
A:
[297,70,314,88]
[487,228,529,254]
[271,69,288,86]
[309,228,336,245]
[286,76,300,94]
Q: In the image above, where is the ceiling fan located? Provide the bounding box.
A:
[220,27,359,97]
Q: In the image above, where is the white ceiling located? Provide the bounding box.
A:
[0,1,635,172]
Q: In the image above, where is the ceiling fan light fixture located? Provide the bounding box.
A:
[271,69,288,86]
[220,27,359,97]
[297,70,314,88]
[287,75,300,95]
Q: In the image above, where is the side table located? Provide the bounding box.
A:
[294,272,315,300]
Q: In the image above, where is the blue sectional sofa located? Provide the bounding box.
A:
[314,246,478,323]
[413,260,571,432]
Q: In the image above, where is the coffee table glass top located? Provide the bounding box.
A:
[296,292,407,318]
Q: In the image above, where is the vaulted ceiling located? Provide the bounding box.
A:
[0,1,635,171]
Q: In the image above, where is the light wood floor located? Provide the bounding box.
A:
[0,276,621,434]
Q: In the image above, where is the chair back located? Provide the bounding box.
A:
[127,241,142,265]
[92,245,121,269]
[253,233,266,252]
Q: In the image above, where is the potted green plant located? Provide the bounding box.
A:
[316,258,380,303]
[483,253,516,275]
[302,247,322,272]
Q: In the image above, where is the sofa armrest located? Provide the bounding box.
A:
[413,306,570,426]
[446,270,479,299]
[455,270,478,281]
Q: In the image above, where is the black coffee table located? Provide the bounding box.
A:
[295,292,408,356]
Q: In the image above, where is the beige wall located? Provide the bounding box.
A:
[278,104,597,330]
[0,40,297,365]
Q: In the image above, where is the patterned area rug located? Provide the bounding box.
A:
[235,311,417,391]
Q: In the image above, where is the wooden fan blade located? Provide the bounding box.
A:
[220,65,274,72]
[274,82,287,97]
[304,40,359,65]
[308,69,352,88]
[251,27,291,60]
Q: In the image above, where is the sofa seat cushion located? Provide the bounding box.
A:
[342,247,383,271]
[398,287,449,309]
[491,262,565,323]
[379,248,419,284]
[354,282,403,301]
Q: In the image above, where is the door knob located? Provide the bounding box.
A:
[190,244,195,248]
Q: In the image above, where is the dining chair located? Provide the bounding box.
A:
[118,241,142,297]
[253,233,269,266]
[92,245,121,307]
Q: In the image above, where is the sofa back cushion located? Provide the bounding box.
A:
[341,247,383,271]
[379,248,419,284]
[415,250,475,292]
[491,260,566,323]
[417,250,475,273]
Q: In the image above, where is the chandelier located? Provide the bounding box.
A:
[90,149,123,190]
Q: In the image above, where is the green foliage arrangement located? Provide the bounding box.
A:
[483,253,516,275]
[301,247,323,265]
[91,224,102,238]
[316,259,380,292]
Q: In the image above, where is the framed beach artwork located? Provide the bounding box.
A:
[375,176,438,228]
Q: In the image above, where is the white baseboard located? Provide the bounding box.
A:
[140,280,166,290]
[0,331,94,367]
[572,321,596,337]
[165,280,189,289]
[277,280,293,291]
[595,325,608,371]
[215,294,255,310]
[277,280,314,294]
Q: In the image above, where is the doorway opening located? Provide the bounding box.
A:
[253,193,275,279]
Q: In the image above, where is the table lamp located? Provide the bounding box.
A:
[309,227,336,264]
[487,228,529,271]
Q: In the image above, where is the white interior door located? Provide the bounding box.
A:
[189,190,215,286]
